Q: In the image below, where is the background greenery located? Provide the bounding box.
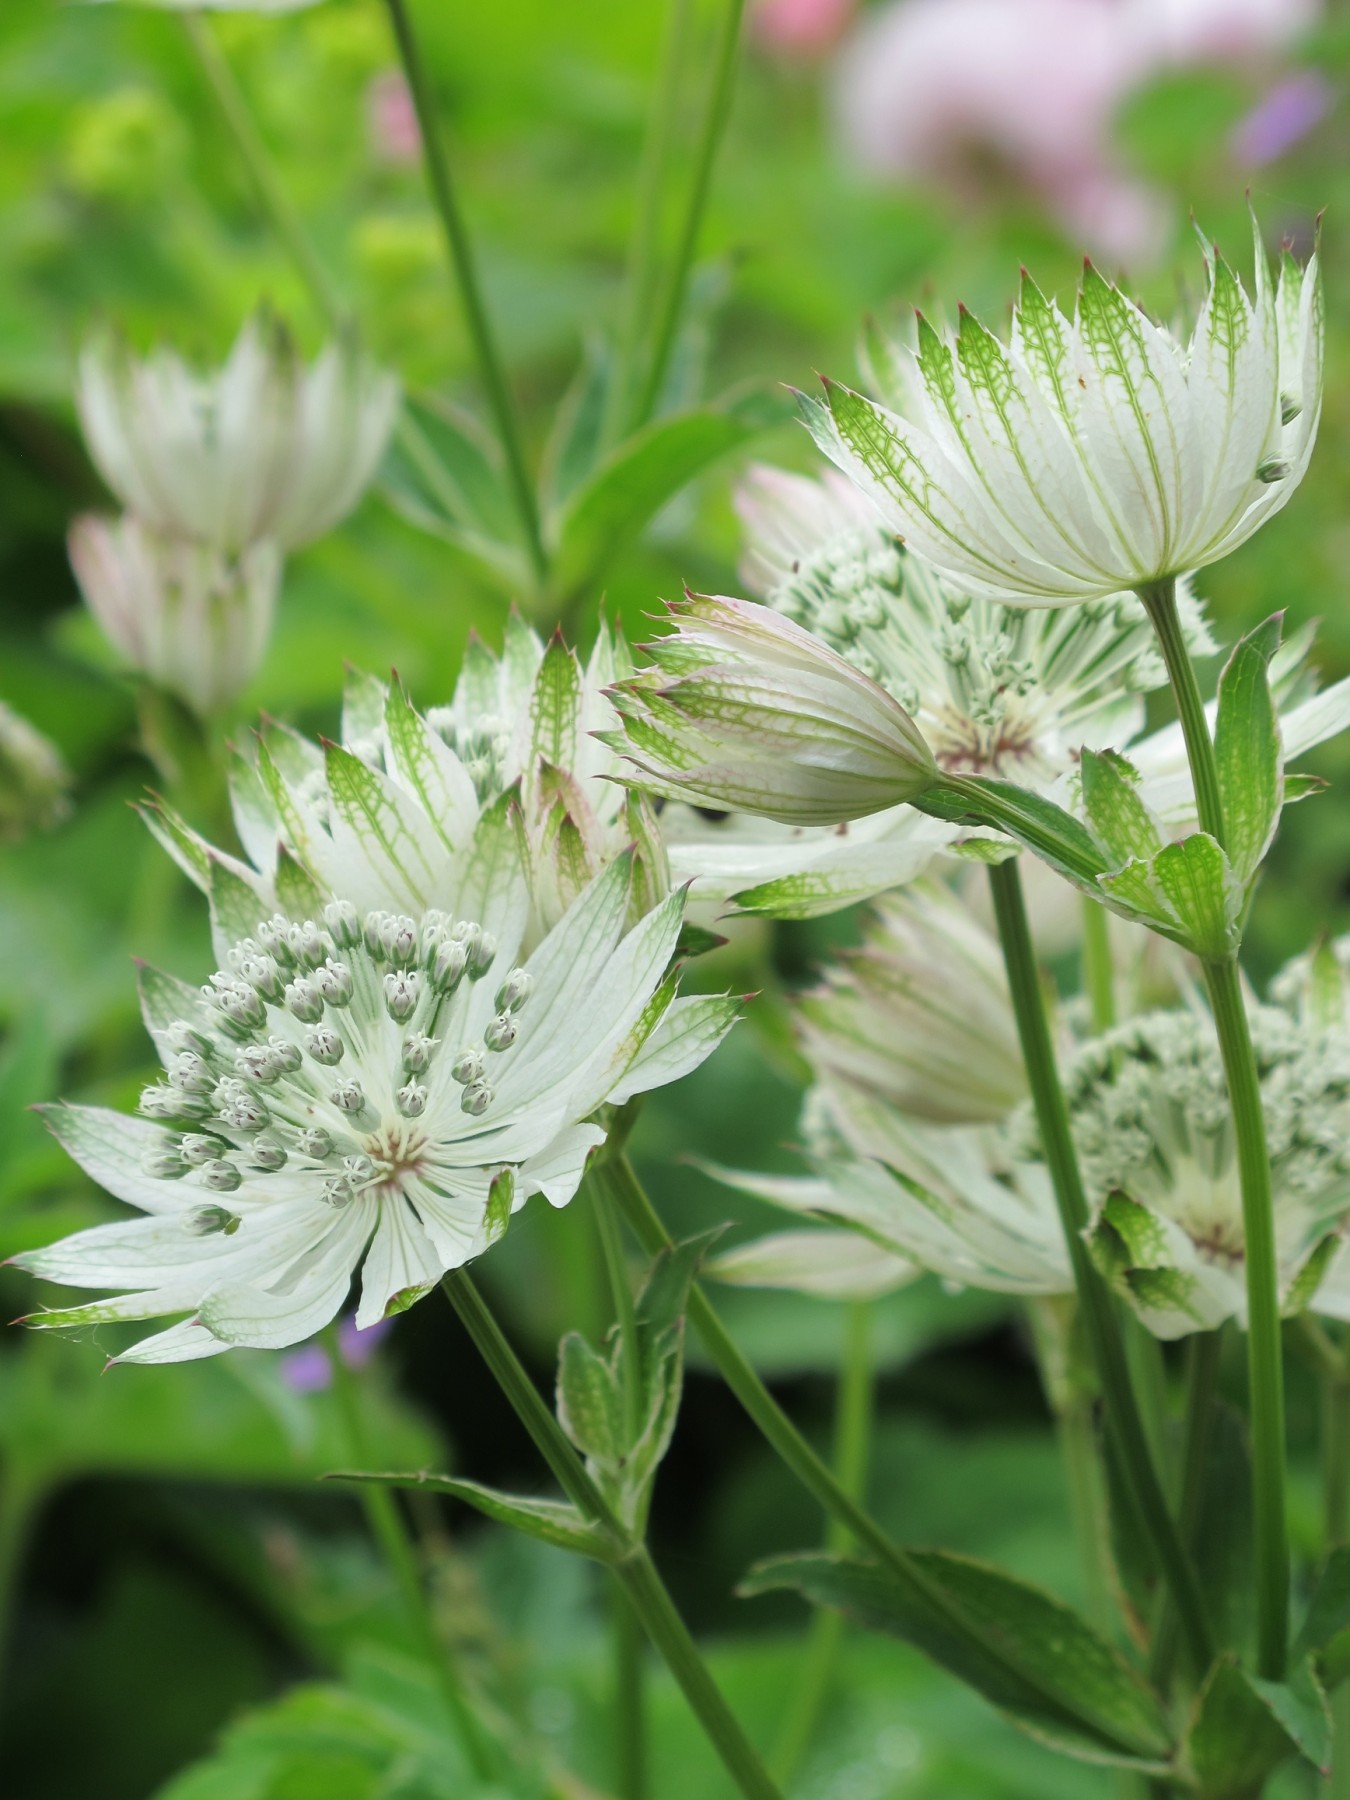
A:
[0,1,1346,1794]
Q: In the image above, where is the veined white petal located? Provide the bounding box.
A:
[356,1198,443,1327]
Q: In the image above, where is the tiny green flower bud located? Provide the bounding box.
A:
[297,1128,333,1160]
[236,1044,283,1085]
[396,1081,428,1117]
[284,977,324,1023]
[460,1080,493,1116]
[322,899,362,948]
[201,1159,242,1193]
[249,1137,287,1171]
[494,968,533,1013]
[140,1084,212,1122]
[305,1026,345,1066]
[267,1035,303,1073]
[484,1013,517,1052]
[166,1020,213,1058]
[401,1031,438,1074]
[214,1079,270,1133]
[330,1079,366,1115]
[322,1175,355,1209]
[288,921,328,968]
[186,1203,239,1236]
[451,1049,483,1086]
[383,970,421,1022]
[430,939,467,993]
[256,916,298,966]
[142,1147,188,1180]
[180,1133,222,1166]
[315,958,353,1006]
[169,1051,215,1095]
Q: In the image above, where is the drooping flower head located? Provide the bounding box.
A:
[146,616,666,950]
[17,855,737,1362]
[69,514,280,719]
[802,215,1323,602]
[0,701,71,843]
[1049,1008,1350,1337]
[76,314,399,556]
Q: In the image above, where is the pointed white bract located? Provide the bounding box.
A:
[664,464,1211,917]
[802,218,1322,602]
[1047,1009,1350,1339]
[76,315,399,556]
[143,616,665,949]
[69,514,280,719]
[606,592,937,828]
[0,701,71,843]
[16,856,737,1362]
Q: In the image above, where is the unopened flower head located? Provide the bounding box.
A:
[143,615,665,946]
[802,215,1323,602]
[606,592,937,827]
[1043,1008,1350,1338]
[69,514,279,719]
[796,881,1025,1125]
[1271,933,1350,1032]
[0,702,71,844]
[16,857,737,1362]
[76,313,399,555]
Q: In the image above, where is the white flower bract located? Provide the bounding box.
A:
[16,855,737,1362]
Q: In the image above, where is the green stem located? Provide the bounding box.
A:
[1081,897,1116,1035]
[771,1300,873,1785]
[591,1176,647,1799]
[379,0,548,590]
[440,1273,783,1800]
[604,0,694,446]
[182,12,348,329]
[1201,956,1288,1679]
[1151,1330,1223,1692]
[986,857,1213,1676]
[324,1327,499,1780]
[1320,1340,1350,1800]
[1137,580,1225,846]
[632,0,746,426]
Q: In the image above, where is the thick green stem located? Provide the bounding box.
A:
[181,13,348,329]
[771,1300,874,1784]
[1081,897,1117,1035]
[325,1328,498,1780]
[632,0,746,425]
[1202,956,1289,1679]
[1319,1337,1350,1798]
[986,857,1213,1676]
[440,1272,782,1800]
[380,0,548,589]
[604,0,694,445]
[1151,1330,1223,1692]
[1137,580,1225,846]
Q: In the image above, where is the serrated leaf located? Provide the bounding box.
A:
[324,742,447,912]
[328,1468,618,1561]
[1183,1656,1330,1797]
[383,683,477,855]
[274,845,325,921]
[743,1550,1173,1768]
[1080,750,1163,867]
[555,1331,626,1466]
[207,855,269,959]
[527,635,583,776]
[1294,1545,1350,1682]
[1215,613,1284,885]
[1149,834,1241,958]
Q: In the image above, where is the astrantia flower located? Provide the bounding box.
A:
[146,617,664,949]
[76,315,399,556]
[802,218,1323,602]
[69,514,279,719]
[17,856,737,1362]
[662,463,1210,916]
[0,702,71,843]
[1048,1009,1350,1338]
[606,592,937,826]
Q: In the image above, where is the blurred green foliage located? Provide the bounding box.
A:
[0,0,1347,1794]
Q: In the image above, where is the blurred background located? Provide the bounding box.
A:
[0,1,1346,1794]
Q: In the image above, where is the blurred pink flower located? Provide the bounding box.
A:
[281,1313,392,1392]
[750,0,857,58]
[366,69,421,166]
[830,0,1322,265]
[1231,69,1332,166]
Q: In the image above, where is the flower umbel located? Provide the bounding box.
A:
[802,216,1323,601]
[607,592,937,826]
[17,858,737,1362]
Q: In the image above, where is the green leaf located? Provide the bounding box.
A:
[206,854,269,956]
[1079,750,1162,867]
[526,634,583,776]
[1294,1546,1350,1686]
[743,1551,1173,1768]
[555,1331,625,1466]
[549,386,783,600]
[1148,834,1241,958]
[379,394,529,593]
[1182,1657,1330,1797]
[329,1468,617,1562]
[918,776,1110,896]
[539,335,611,506]
[1214,613,1285,885]
[1283,771,1328,804]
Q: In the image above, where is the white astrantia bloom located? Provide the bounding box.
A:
[801,216,1322,603]
[69,514,280,719]
[76,315,399,556]
[17,855,737,1363]
[605,592,937,827]
[142,616,666,953]
[0,701,71,843]
[665,462,1212,916]
[1045,1009,1350,1339]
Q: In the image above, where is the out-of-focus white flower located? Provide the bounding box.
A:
[796,883,1024,1126]
[144,617,665,949]
[607,592,936,828]
[0,702,71,843]
[1047,1008,1350,1338]
[18,857,737,1362]
[76,315,399,556]
[69,514,280,719]
[750,0,857,59]
[804,221,1323,603]
[664,463,1209,917]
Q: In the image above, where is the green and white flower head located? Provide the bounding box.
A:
[69,514,280,719]
[0,701,71,843]
[1047,1008,1350,1339]
[802,215,1323,603]
[606,592,937,827]
[17,856,737,1363]
[1271,933,1350,1032]
[796,882,1025,1127]
[146,616,666,951]
[76,314,399,556]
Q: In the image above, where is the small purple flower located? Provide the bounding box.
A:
[280,1313,392,1392]
[1231,71,1332,167]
